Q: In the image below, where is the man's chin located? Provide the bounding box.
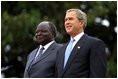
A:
[66,31,72,34]
[37,40,43,44]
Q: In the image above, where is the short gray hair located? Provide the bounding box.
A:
[66,9,87,28]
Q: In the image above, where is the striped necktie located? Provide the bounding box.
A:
[34,46,45,62]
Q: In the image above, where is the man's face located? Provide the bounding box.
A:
[35,23,53,46]
[65,11,84,37]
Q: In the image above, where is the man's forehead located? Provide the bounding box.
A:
[36,22,51,32]
[65,12,77,19]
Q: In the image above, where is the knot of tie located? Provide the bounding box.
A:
[70,38,75,43]
[40,46,45,50]
[38,46,45,56]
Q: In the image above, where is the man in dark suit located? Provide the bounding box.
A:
[24,21,62,78]
[55,9,107,78]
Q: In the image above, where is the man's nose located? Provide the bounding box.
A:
[65,20,70,25]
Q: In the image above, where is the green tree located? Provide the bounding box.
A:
[1,1,117,78]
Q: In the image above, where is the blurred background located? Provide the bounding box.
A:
[1,1,117,78]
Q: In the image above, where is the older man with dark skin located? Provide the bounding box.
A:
[55,9,107,78]
[24,21,62,78]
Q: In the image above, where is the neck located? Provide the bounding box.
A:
[71,31,84,38]
[41,39,54,46]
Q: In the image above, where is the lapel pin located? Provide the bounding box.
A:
[77,46,80,49]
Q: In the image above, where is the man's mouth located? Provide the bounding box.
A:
[36,35,44,39]
[66,25,72,29]
[36,37,44,43]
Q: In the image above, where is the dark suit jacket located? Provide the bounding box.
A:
[24,42,62,78]
[56,34,107,78]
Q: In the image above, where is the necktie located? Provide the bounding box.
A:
[34,46,45,62]
[64,38,75,68]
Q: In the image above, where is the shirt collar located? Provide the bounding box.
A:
[40,41,55,50]
[71,32,84,42]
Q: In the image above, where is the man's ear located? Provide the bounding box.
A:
[51,33,55,39]
[79,20,85,28]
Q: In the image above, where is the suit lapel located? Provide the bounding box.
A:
[58,43,68,77]
[62,34,88,74]
[26,48,39,71]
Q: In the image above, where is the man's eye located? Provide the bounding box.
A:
[65,19,67,21]
[65,18,73,21]
[40,30,47,33]
[42,31,46,33]
[69,18,73,20]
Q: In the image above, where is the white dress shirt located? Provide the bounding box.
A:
[35,41,55,58]
[71,32,84,49]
